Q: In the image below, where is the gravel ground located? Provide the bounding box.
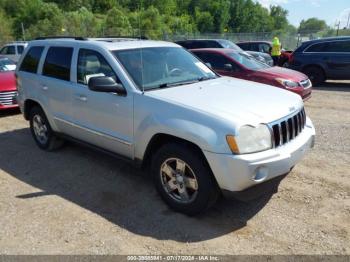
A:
[0,81,349,255]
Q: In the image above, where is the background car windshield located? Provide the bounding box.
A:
[228,52,270,70]
[0,58,16,72]
[217,40,242,51]
[113,47,216,91]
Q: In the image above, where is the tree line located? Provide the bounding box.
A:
[0,0,332,42]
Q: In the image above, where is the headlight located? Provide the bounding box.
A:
[226,124,272,154]
[275,78,299,88]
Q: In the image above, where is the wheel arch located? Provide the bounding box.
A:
[23,99,42,120]
[141,133,212,174]
[301,64,327,77]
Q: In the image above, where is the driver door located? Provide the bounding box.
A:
[71,48,134,158]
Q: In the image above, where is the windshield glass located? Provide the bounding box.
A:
[217,40,242,51]
[0,58,16,72]
[112,47,217,91]
[228,52,270,70]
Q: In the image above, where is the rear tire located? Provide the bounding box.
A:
[29,106,64,151]
[303,66,325,86]
[151,143,220,215]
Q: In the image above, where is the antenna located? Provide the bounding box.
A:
[139,1,145,94]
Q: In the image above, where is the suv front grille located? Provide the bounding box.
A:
[269,108,306,148]
[0,91,18,106]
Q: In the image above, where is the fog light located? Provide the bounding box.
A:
[252,166,268,182]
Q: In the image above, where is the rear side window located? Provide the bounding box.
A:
[19,46,44,73]
[325,41,350,52]
[43,47,73,81]
[0,46,16,55]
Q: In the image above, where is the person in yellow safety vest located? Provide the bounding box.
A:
[271,36,282,66]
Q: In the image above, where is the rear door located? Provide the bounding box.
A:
[323,40,350,79]
[38,46,75,134]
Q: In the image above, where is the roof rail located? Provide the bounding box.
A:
[99,35,148,40]
[35,36,87,41]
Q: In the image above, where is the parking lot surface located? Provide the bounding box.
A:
[0,81,349,255]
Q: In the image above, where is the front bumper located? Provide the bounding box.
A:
[204,117,315,193]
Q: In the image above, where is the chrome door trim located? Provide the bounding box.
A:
[54,117,132,146]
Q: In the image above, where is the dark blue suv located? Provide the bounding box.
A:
[289,37,350,85]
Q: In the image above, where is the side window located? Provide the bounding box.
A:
[250,43,260,52]
[325,41,350,53]
[6,46,16,55]
[195,52,237,71]
[77,49,119,85]
[17,46,24,54]
[237,43,250,50]
[19,46,44,73]
[43,47,73,81]
[305,42,328,52]
[0,47,7,54]
[259,44,270,53]
[208,41,222,48]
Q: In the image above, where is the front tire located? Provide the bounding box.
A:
[29,106,64,151]
[151,143,220,215]
[303,66,325,86]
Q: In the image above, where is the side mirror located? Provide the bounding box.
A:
[224,63,233,71]
[88,76,126,95]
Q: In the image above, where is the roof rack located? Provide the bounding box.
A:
[35,36,87,40]
[34,36,148,41]
[101,35,148,40]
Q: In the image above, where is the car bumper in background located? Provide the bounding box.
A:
[0,91,18,110]
[204,117,315,195]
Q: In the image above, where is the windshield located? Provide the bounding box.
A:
[217,40,242,51]
[0,58,16,72]
[112,47,217,91]
[228,52,270,70]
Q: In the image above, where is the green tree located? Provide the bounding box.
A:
[0,10,13,43]
[270,5,288,31]
[299,18,328,33]
[104,7,132,36]
[65,7,100,37]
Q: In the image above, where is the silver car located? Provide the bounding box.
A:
[0,42,28,63]
[16,38,315,215]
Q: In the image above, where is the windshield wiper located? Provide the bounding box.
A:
[197,76,216,82]
[149,79,201,90]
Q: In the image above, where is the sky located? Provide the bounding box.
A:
[256,0,350,28]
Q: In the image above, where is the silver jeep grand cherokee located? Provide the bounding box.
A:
[16,37,315,215]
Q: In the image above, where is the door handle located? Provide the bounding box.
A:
[75,95,87,102]
[42,85,48,91]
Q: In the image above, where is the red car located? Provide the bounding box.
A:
[191,48,312,100]
[0,57,18,110]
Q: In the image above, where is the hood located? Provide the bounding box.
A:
[258,67,308,81]
[147,77,303,126]
[0,71,16,92]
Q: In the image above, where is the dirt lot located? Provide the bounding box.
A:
[0,81,349,255]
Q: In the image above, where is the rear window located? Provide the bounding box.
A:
[19,46,44,73]
[43,47,73,81]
